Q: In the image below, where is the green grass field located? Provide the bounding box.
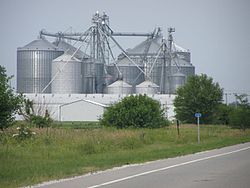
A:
[0,123,250,188]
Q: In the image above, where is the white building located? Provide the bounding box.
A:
[22,94,176,121]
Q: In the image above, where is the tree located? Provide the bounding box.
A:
[19,98,52,128]
[229,94,250,130]
[213,103,232,125]
[18,98,34,121]
[0,65,22,130]
[173,74,223,124]
[30,110,52,129]
[100,94,169,128]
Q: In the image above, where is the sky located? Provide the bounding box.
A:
[0,0,250,100]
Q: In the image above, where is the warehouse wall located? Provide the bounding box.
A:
[22,94,176,121]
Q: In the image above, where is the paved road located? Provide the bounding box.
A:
[33,142,250,188]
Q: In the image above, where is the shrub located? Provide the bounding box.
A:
[213,103,232,125]
[100,94,169,128]
[30,110,52,128]
[19,98,52,129]
[229,107,250,130]
[229,94,250,130]
[12,124,36,140]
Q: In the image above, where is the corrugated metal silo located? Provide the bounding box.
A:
[170,72,186,93]
[150,58,164,87]
[82,59,104,93]
[174,51,195,77]
[135,80,159,94]
[124,35,195,94]
[106,80,133,94]
[107,58,144,87]
[152,64,193,94]
[103,73,115,87]
[146,55,194,94]
[17,38,63,93]
[176,51,190,62]
[51,53,82,93]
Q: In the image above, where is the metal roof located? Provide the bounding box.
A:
[107,80,132,88]
[126,36,189,55]
[172,43,189,52]
[18,38,58,51]
[54,40,89,59]
[52,53,81,62]
[126,36,161,55]
[136,80,159,88]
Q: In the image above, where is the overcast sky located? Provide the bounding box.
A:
[1,0,250,97]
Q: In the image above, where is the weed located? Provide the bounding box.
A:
[0,123,249,188]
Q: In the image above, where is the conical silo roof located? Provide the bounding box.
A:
[54,40,89,60]
[107,80,132,88]
[126,36,162,55]
[136,80,159,94]
[19,38,58,51]
[126,35,189,55]
[52,53,81,62]
[172,43,189,52]
[136,80,159,88]
[106,80,133,94]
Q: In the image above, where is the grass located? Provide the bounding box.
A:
[0,123,250,188]
[51,121,102,129]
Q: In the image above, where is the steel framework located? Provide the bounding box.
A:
[39,12,183,94]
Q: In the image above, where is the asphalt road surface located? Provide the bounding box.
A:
[32,142,250,188]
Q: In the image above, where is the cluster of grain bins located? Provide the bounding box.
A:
[17,36,194,95]
[17,38,104,94]
[106,35,195,94]
[16,13,195,122]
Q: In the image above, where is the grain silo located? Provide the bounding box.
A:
[82,59,104,93]
[106,79,133,94]
[170,72,186,93]
[135,80,159,94]
[103,72,115,87]
[125,35,195,94]
[17,13,194,96]
[51,53,82,93]
[107,58,144,88]
[17,38,63,93]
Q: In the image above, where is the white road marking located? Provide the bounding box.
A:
[88,146,250,188]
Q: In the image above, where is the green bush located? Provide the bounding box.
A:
[100,94,169,128]
[229,94,250,130]
[12,124,36,140]
[213,104,232,125]
[229,107,250,130]
[30,110,52,128]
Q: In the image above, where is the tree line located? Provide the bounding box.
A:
[173,74,250,130]
[0,64,249,130]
